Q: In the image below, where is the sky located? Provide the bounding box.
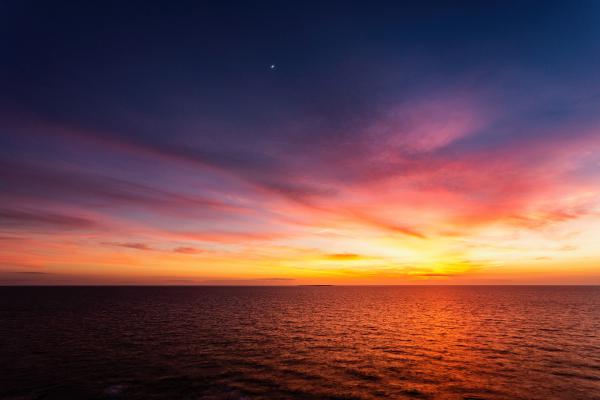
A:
[1,1,600,285]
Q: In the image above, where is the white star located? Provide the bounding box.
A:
[269,64,277,70]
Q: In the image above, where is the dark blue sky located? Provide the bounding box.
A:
[2,1,599,148]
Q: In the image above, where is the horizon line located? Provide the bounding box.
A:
[1,284,599,287]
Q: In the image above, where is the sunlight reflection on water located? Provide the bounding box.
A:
[1,286,599,399]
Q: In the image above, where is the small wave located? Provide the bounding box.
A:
[103,384,126,397]
[344,368,382,382]
[400,388,431,398]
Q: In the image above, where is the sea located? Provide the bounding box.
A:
[1,286,599,399]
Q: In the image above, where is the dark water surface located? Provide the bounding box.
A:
[1,286,599,400]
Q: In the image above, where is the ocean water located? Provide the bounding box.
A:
[1,286,599,400]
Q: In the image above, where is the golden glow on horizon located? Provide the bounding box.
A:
[2,198,599,285]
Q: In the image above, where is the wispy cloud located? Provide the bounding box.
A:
[326,253,366,260]
[172,247,202,254]
[0,208,98,230]
[102,242,153,251]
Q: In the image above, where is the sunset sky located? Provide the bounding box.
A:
[1,1,600,284]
